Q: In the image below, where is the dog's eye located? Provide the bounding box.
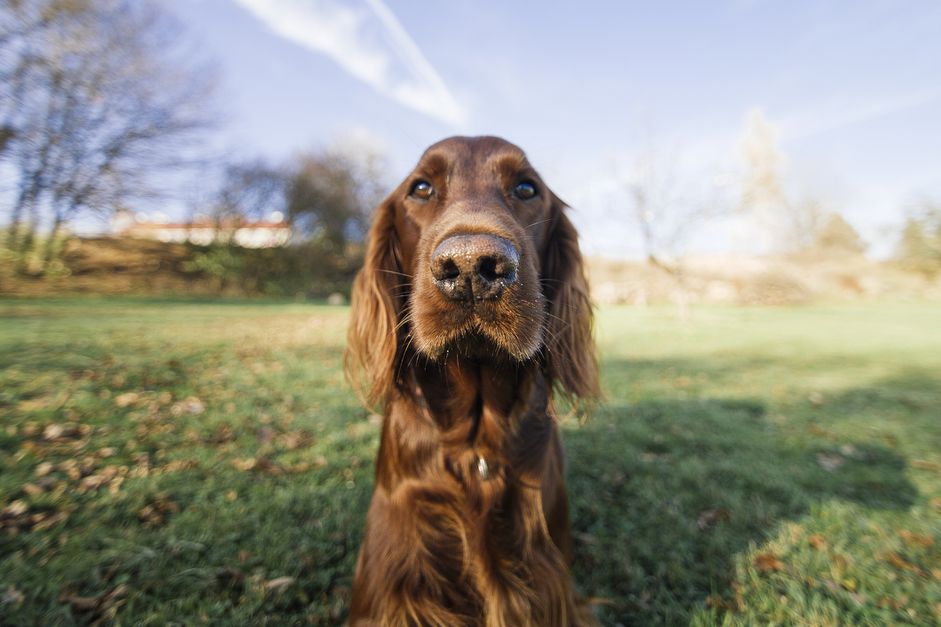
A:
[513,181,537,200]
[409,180,434,200]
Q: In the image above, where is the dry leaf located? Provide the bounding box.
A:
[171,397,205,416]
[113,392,139,408]
[912,460,941,473]
[808,534,827,551]
[35,462,54,477]
[22,483,44,497]
[59,584,128,614]
[754,552,785,573]
[31,511,69,532]
[2,500,28,518]
[883,552,923,574]
[817,453,844,472]
[900,530,934,548]
[264,576,295,593]
[697,508,730,530]
[232,458,256,471]
[1,586,25,607]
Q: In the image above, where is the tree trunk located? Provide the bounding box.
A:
[6,187,30,249]
[41,211,66,273]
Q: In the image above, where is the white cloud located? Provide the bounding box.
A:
[232,0,468,126]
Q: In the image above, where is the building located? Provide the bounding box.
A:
[111,210,291,248]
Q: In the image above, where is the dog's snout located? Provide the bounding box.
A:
[431,234,519,302]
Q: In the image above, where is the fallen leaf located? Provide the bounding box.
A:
[279,430,313,451]
[113,392,139,408]
[817,453,844,472]
[839,444,859,458]
[912,460,941,473]
[754,552,785,573]
[31,511,69,531]
[171,397,205,416]
[78,474,109,493]
[878,595,909,610]
[697,508,730,530]
[35,461,55,477]
[43,424,65,440]
[264,576,295,593]
[883,552,924,574]
[22,483,44,497]
[2,500,28,517]
[59,584,128,615]
[1,586,24,607]
[808,534,827,551]
[232,458,256,471]
[137,494,180,527]
[900,530,934,548]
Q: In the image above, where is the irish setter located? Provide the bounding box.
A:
[345,136,599,626]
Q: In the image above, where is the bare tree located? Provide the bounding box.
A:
[737,108,828,253]
[285,146,385,252]
[608,136,730,312]
[1,0,214,268]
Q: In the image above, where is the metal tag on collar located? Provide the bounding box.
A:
[477,455,490,480]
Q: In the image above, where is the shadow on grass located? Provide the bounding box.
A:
[565,370,927,626]
[2,335,932,625]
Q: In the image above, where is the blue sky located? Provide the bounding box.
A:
[166,0,941,257]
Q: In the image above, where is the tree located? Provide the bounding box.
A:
[285,147,385,253]
[811,213,866,256]
[207,159,286,239]
[608,136,731,313]
[614,141,729,269]
[896,201,941,276]
[1,0,214,269]
[737,108,827,253]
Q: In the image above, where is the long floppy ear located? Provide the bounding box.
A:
[345,198,402,409]
[542,196,600,405]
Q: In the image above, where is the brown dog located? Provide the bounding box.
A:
[346,136,599,626]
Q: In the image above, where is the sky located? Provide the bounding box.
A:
[164,0,941,258]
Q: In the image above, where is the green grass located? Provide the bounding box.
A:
[1,298,939,625]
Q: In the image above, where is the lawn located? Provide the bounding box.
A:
[1,298,939,625]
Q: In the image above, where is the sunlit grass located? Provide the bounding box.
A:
[1,299,939,624]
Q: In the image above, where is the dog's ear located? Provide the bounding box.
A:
[541,195,600,405]
[345,197,402,409]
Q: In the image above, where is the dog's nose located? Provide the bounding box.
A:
[431,234,519,302]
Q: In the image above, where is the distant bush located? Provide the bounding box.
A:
[810,213,866,257]
[737,270,811,306]
[0,237,361,298]
[184,241,360,297]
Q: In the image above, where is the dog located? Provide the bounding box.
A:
[345,136,599,626]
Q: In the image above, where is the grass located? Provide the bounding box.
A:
[1,298,939,625]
